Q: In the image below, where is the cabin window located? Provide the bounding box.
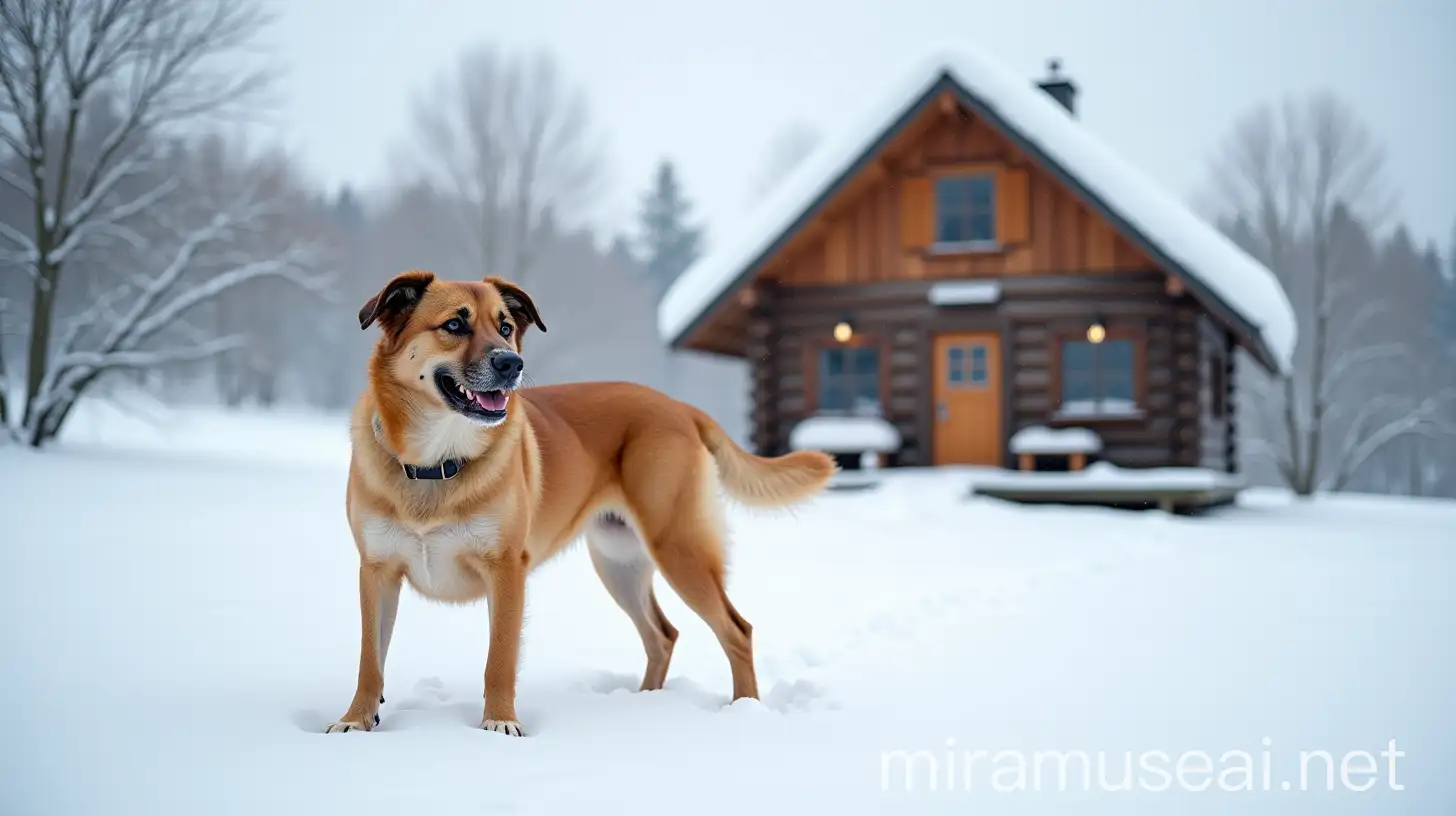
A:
[1058,338,1138,417]
[817,346,881,415]
[934,174,997,245]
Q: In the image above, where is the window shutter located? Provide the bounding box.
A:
[996,168,1030,245]
[899,177,934,250]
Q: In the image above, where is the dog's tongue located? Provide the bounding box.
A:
[474,390,508,411]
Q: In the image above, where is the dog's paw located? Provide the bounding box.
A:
[481,719,524,737]
[324,712,380,734]
[323,719,370,734]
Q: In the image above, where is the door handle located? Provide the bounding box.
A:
[936,401,948,422]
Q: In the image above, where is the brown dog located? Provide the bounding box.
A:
[325,270,837,736]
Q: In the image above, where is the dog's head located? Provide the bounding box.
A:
[359,270,546,429]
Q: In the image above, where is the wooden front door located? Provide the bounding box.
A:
[932,332,1003,466]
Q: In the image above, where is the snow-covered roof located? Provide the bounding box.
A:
[658,43,1298,372]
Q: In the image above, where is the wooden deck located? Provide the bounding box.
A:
[968,467,1245,514]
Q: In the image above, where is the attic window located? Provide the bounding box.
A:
[934,174,997,246]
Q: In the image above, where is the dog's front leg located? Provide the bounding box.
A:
[480,550,528,736]
[325,562,398,733]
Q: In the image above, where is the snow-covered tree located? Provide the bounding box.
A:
[0,0,332,447]
[636,159,703,299]
[1205,91,1453,496]
[398,43,605,285]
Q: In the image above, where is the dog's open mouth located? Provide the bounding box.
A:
[434,369,510,421]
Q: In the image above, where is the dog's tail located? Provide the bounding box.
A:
[692,409,838,508]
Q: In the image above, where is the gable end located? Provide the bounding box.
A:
[937,78,1281,372]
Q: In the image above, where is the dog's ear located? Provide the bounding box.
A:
[486,277,547,335]
[359,270,435,332]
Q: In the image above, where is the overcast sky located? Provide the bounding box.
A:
[270,0,1454,253]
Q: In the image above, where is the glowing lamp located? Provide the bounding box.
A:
[1086,319,1106,344]
[833,321,853,343]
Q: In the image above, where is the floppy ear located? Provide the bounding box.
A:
[359,270,435,332]
[486,276,547,334]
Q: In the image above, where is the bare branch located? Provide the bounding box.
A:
[1199,91,1422,495]
[1322,391,1456,492]
[0,219,38,262]
[399,43,605,282]
[31,235,330,427]
[1325,299,1390,360]
[1318,343,1411,405]
[0,163,35,197]
[0,0,287,444]
[49,174,178,263]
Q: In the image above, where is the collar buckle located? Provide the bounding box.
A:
[401,459,461,481]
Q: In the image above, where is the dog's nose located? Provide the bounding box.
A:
[491,351,524,378]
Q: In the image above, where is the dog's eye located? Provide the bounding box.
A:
[443,318,466,334]
[499,322,513,338]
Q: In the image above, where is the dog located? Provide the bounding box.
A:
[325,269,837,736]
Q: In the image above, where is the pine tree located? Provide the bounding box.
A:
[1443,221,1456,353]
[333,185,365,235]
[636,160,704,300]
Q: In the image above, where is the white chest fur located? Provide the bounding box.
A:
[361,516,501,600]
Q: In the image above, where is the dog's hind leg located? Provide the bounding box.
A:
[587,513,678,691]
[625,449,759,701]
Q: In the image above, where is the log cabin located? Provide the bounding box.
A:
[658,45,1296,473]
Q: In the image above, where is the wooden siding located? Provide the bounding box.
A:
[757,286,932,462]
[1197,315,1238,472]
[763,99,1158,289]
[755,274,1206,469]
[1012,276,1200,468]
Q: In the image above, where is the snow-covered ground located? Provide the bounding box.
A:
[2,405,1453,815]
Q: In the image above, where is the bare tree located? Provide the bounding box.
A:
[1208,92,1453,495]
[399,43,606,283]
[747,120,820,204]
[196,134,341,409]
[0,0,331,447]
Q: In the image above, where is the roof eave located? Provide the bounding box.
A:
[667,69,1287,376]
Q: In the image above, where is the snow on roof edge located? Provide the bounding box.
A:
[656,51,948,348]
[658,42,1298,372]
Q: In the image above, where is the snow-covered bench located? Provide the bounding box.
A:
[1008,425,1102,472]
[789,415,902,486]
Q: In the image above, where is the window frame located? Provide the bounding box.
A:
[931,171,998,250]
[1049,328,1147,422]
[804,335,889,417]
[945,340,992,391]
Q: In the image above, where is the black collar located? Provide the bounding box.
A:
[400,457,465,481]
[371,414,468,481]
